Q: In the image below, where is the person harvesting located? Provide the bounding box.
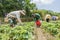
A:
[32,13,42,27]
[5,10,26,27]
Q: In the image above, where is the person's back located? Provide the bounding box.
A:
[52,16,57,21]
[7,10,20,26]
[6,10,25,27]
[7,10,20,18]
[33,13,41,27]
[7,10,25,20]
[35,13,40,20]
[45,14,51,22]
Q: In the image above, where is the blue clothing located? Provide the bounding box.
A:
[52,16,56,20]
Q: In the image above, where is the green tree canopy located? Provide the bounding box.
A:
[0,0,36,17]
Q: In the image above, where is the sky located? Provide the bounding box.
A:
[30,0,60,12]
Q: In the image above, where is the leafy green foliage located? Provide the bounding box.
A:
[42,21,60,36]
[0,22,34,40]
[42,21,60,40]
[0,0,35,17]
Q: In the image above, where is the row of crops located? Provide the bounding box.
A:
[0,22,34,40]
[0,21,60,40]
[42,21,60,40]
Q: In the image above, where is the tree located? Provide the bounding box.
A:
[0,0,36,17]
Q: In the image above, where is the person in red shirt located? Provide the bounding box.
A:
[32,13,42,27]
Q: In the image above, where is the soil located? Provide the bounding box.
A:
[34,27,56,40]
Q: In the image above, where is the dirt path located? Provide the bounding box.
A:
[34,27,47,40]
[34,27,56,40]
